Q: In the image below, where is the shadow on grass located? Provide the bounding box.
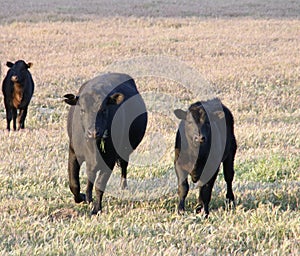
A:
[50,179,299,219]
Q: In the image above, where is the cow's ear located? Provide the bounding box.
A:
[64,94,79,105]
[174,109,187,120]
[27,62,33,69]
[213,110,225,119]
[6,62,14,68]
[109,93,124,105]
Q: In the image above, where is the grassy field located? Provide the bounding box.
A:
[0,1,299,255]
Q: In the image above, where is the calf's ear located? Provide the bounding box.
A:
[27,62,33,69]
[109,93,124,105]
[6,62,14,68]
[213,110,225,119]
[63,94,79,105]
[174,109,187,120]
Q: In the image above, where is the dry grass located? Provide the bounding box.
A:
[0,1,299,255]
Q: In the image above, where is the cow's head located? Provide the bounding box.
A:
[174,103,211,148]
[64,91,124,140]
[6,60,32,83]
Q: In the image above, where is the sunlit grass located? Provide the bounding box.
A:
[0,2,299,254]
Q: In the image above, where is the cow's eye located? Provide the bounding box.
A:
[187,120,194,125]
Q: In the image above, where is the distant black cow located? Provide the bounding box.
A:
[2,60,35,131]
[64,73,147,215]
[174,99,237,217]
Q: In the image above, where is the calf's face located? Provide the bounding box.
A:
[174,105,211,147]
[64,92,124,139]
[6,60,32,83]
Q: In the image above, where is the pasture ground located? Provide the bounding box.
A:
[0,1,299,255]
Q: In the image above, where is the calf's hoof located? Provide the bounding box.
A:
[91,207,102,215]
[225,198,236,211]
[177,206,185,215]
[74,193,86,203]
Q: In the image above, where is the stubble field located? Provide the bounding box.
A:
[0,1,299,255]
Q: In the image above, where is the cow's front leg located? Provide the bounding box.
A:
[86,180,94,204]
[17,109,23,130]
[91,160,115,215]
[19,107,28,129]
[68,145,85,203]
[91,189,104,215]
[178,177,189,214]
[12,108,17,131]
[4,100,12,131]
[199,171,218,218]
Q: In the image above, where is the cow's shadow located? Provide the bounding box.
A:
[101,179,300,216]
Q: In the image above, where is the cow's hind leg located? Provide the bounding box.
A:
[68,145,85,203]
[119,158,128,189]
[223,152,236,209]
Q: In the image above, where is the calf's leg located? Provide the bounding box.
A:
[68,145,85,203]
[177,177,189,214]
[19,107,28,129]
[91,158,116,215]
[4,100,12,131]
[223,152,235,207]
[86,180,94,203]
[12,108,17,131]
[119,158,128,189]
[199,171,218,218]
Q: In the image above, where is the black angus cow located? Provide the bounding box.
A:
[2,60,34,131]
[64,73,147,214]
[174,99,237,217]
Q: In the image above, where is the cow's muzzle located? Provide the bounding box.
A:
[193,134,206,144]
[87,129,108,139]
[87,129,100,139]
[11,75,18,82]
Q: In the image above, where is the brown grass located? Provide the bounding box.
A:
[0,1,299,255]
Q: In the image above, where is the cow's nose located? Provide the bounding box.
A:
[193,135,206,144]
[11,75,18,82]
[199,136,206,144]
[87,129,99,139]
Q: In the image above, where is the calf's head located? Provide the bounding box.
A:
[174,103,211,148]
[6,60,32,83]
[64,91,124,139]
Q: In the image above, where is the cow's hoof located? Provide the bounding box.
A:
[74,193,86,203]
[91,208,102,215]
[177,208,185,215]
[86,194,93,204]
[225,198,236,210]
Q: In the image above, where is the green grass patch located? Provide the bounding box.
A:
[236,154,300,182]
